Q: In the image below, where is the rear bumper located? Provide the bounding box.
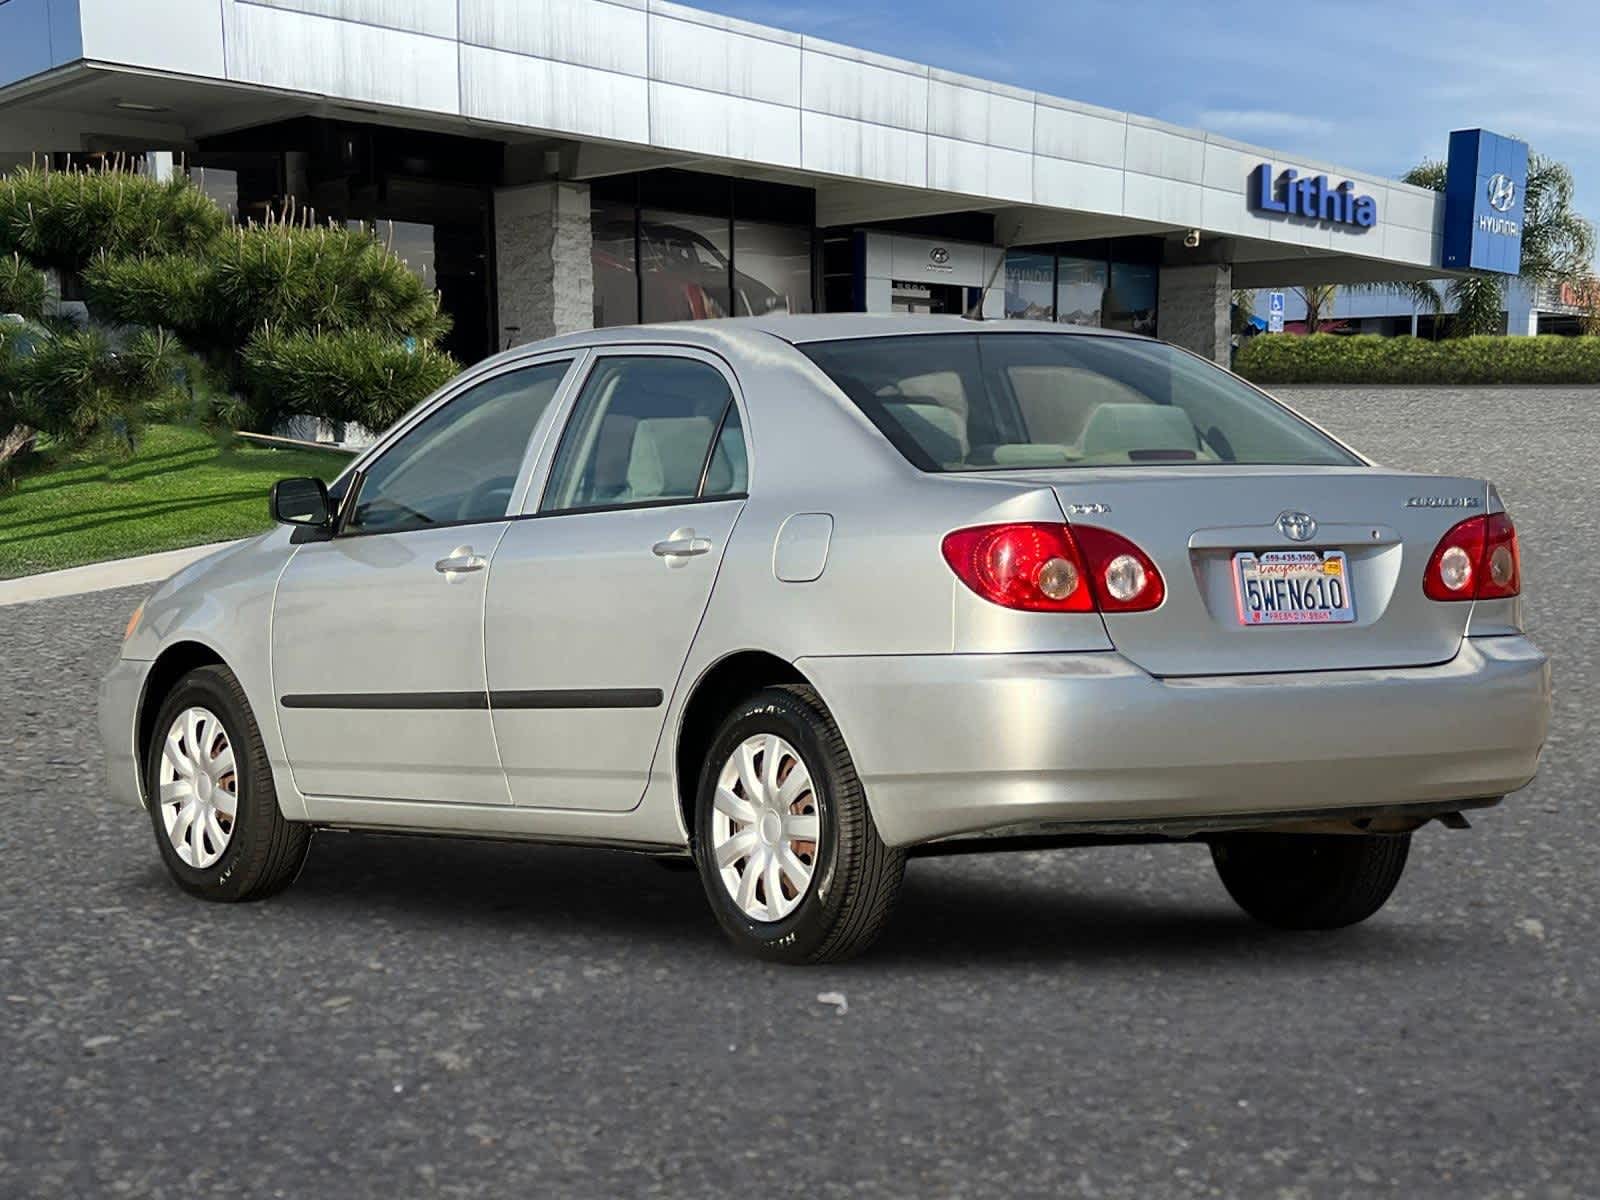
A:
[98,656,151,810]
[798,636,1551,849]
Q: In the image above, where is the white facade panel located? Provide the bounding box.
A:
[1266,212,1334,250]
[1380,223,1436,266]
[927,80,1033,153]
[1199,186,1256,237]
[234,0,457,39]
[461,43,647,143]
[648,0,799,46]
[1124,122,1205,184]
[800,49,927,132]
[80,0,223,77]
[1123,172,1204,225]
[801,110,926,187]
[649,13,800,107]
[1201,141,1257,193]
[928,136,1031,203]
[1032,156,1123,216]
[649,81,800,168]
[1384,185,1442,233]
[224,2,458,112]
[1033,104,1126,170]
[460,0,647,77]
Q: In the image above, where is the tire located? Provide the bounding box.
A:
[692,684,905,964]
[145,664,310,901]
[1210,832,1411,931]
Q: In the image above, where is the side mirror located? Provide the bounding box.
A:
[270,477,333,530]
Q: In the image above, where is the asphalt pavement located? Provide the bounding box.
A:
[1,385,1595,1198]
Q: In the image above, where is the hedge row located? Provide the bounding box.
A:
[1236,334,1600,385]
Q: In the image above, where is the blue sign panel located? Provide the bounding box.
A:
[1250,165,1378,230]
[1442,129,1528,275]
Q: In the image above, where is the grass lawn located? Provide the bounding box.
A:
[0,424,347,579]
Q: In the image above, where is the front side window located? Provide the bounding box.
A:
[345,360,571,534]
[542,357,744,513]
[799,333,1359,472]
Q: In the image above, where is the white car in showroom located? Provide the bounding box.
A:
[100,316,1550,962]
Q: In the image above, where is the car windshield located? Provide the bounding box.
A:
[798,332,1361,471]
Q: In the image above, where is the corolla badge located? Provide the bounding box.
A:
[1405,495,1481,509]
[1276,511,1318,542]
[1487,173,1518,214]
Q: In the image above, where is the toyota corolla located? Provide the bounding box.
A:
[99,316,1551,962]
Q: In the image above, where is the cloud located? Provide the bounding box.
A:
[1194,110,1339,138]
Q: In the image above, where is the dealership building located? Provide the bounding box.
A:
[0,0,1528,366]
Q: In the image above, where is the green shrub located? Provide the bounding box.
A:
[1237,334,1600,385]
[86,220,451,350]
[242,326,459,432]
[0,253,48,319]
[0,163,225,273]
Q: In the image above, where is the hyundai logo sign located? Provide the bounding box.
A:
[1487,173,1518,214]
[1250,164,1378,229]
[929,246,951,266]
[1442,129,1527,275]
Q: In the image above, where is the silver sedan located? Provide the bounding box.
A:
[98,316,1551,962]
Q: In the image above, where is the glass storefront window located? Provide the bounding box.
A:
[1003,251,1055,321]
[1056,256,1108,327]
[1106,261,1158,336]
[592,202,639,328]
[385,220,438,291]
[733,219,812,315]
[640,209,732,323]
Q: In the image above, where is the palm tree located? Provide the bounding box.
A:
[1397,153,1596,336]
[1292,284,1340,334]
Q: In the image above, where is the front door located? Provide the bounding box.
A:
[484,351,749,811]
[272,357,576,804]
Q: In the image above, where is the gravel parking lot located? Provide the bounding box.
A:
[1,386,1595,1198]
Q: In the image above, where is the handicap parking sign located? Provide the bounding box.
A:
[1267,290,1285,333]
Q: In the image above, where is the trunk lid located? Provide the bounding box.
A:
[1032,466,1488,677]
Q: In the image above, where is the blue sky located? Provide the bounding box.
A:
[696,0,1599,218]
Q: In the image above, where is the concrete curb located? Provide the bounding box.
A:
[0,540,242,608]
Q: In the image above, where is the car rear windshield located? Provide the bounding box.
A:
[798,332,1361,471]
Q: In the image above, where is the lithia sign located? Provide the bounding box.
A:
[1249,164,1378,230]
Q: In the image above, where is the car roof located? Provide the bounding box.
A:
[480,314,1140,374]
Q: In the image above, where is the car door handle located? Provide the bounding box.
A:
[652,529,714,561]
[435,548,488,575]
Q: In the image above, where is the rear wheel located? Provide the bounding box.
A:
[1210,832,1411,930]
[146,665,310,901]
[693,685,904,964]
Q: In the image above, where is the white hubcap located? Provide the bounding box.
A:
[158,707,238,869]
[711,734,821,922]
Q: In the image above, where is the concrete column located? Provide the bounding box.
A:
[1157,263,1232,366]
[494,181,594,349]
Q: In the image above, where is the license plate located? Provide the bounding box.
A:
[1233,550,1355,626]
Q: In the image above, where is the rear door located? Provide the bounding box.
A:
[272,357,576,803]
[484,348,749,811]
[1044,468,1487,676]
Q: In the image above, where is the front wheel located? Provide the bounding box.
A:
[146,664,310,901]
[693,685,905,964]
[1210,832,1411,930]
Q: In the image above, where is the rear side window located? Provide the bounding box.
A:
[541,356,745,513]
[799,333,1359,471]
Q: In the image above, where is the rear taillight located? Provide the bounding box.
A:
[1422,512,1520,601]
[941,523,1165,613]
